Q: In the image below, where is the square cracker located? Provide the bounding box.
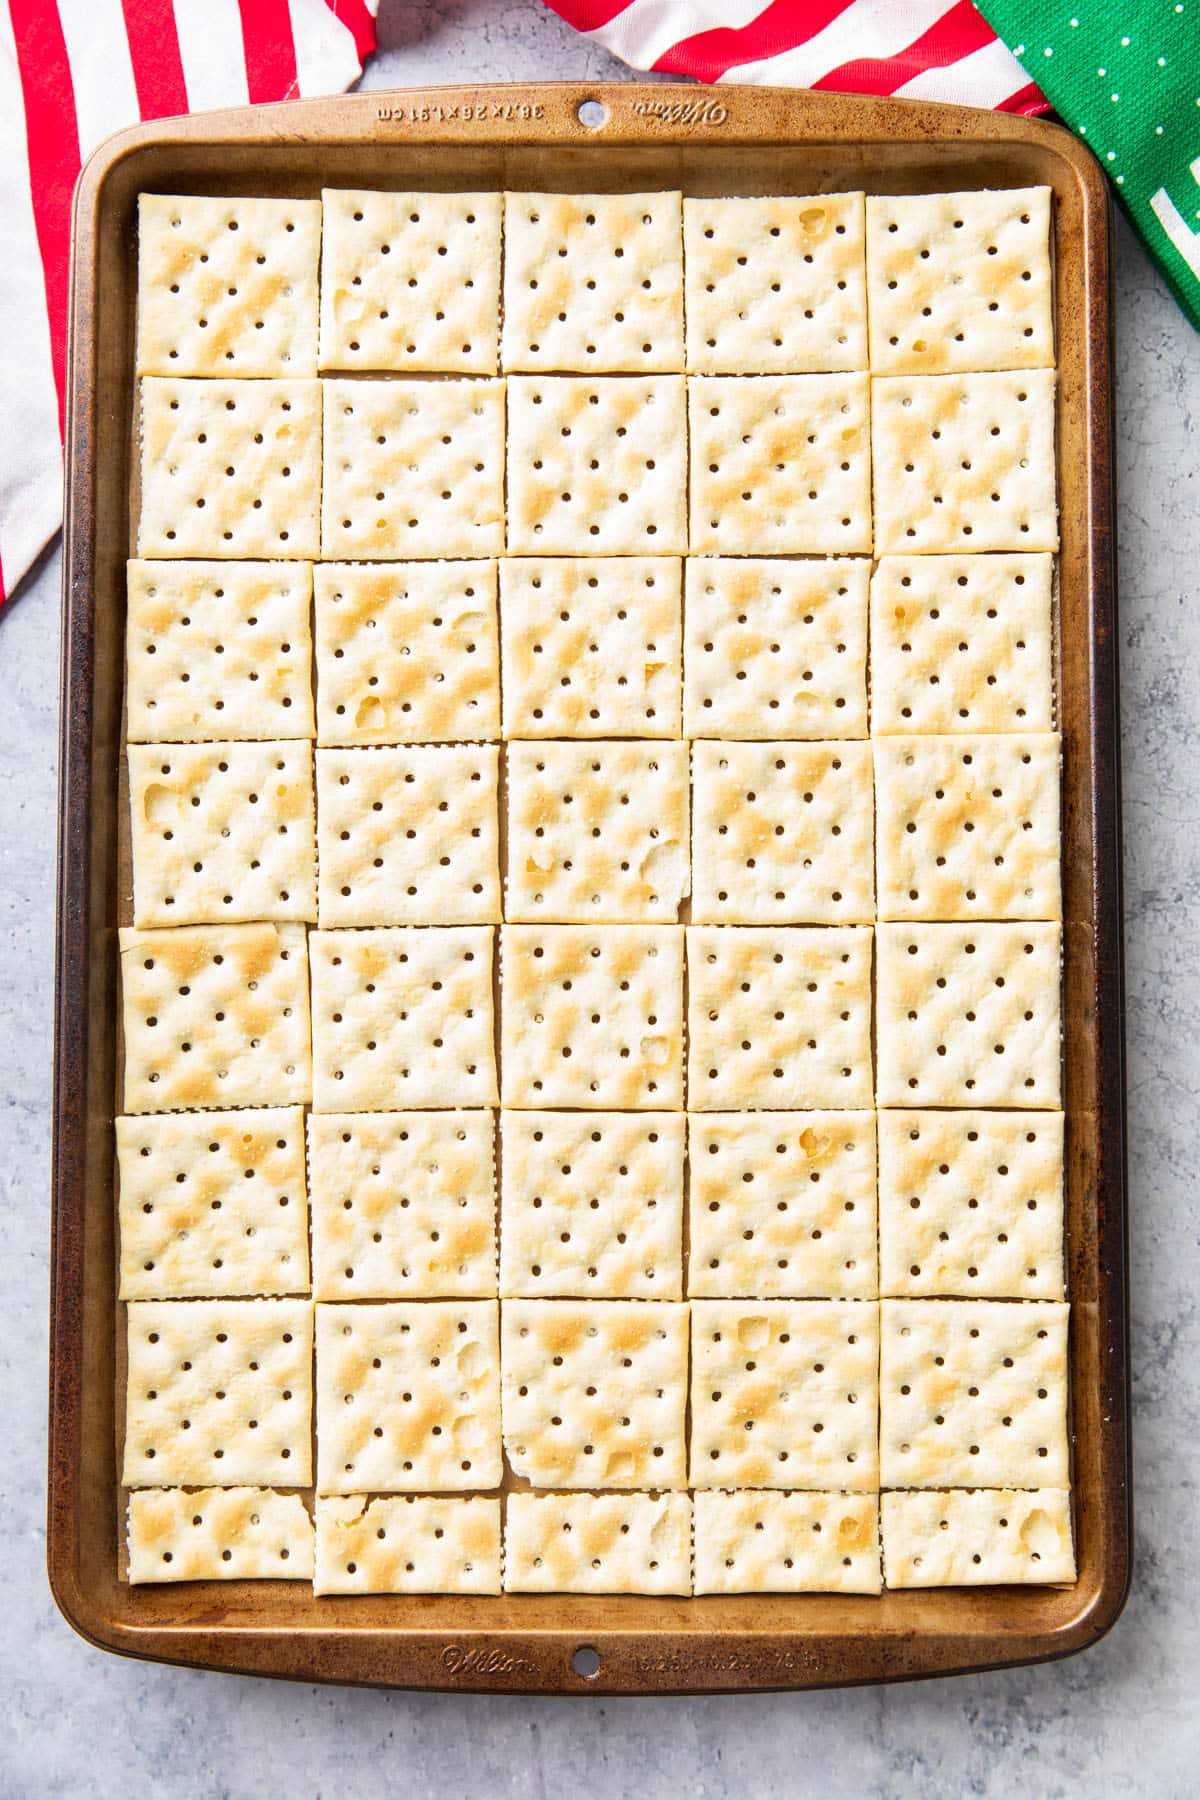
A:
[687,926,873,1110]
[117,1106,309,1299]
[137,377,321,560]
[684,558,868,740]
[315,1495,501,1595]
[506,740,690,923]
[874,734,1062,921]
[687,1112,877,1300]
[500,557,682,738]
[879,1297,1070,1487]
[128,741,316,927]
[689,375,871,555]
[321,378,504,560]
[881,1488,1075,1587]
[501,1299,689,1489]
[502,191,684,373]
[136,194,321,378]
[123,1297,313,1486]
[501,925,684,1109]
[504,1493,692,1594]
[319,189,501,374]
[875,922,1062,1107]
[866,187,1053,376]
[125,560,314,743]
[128,1487,314,1584]
[693,1491,881,1595]
[308,1110,496,1300]
[315,1300,500,1492]
[691,740,874,924]
[506,375,687,555]
[314,561,499,745]
[878,1110,1064,1300]
[500,1110,684,1300]
[684,192,867,374]
[315,745,501,927]
[309,927,496,1111]
[689,1300,879,1490]
[872,370,1058,555]
[869,554,1054,735]
[120,923,311,1113]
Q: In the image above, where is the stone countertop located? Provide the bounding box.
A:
[4,4,1199,1794]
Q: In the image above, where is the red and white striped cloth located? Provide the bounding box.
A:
[546,0,1046,112]
[2,0,1046,607]
[0,0,377,605]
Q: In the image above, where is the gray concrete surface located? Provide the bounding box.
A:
[3,2,1199,1793]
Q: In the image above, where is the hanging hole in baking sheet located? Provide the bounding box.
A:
[577,99,608,130]
[572,1643,602,1678]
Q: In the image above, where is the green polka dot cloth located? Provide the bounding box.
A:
[977,0,1200,329]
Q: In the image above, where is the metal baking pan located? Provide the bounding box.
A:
[50,81,1129,1694]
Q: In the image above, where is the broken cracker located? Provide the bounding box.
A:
[693,1490,881,1594]
[882,1487,1075,1586]
[127,1487,314,1583]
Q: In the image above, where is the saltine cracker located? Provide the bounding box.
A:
[125,560,314,743]
[499,1110,684,1300]
[316,1300,501,1492]
[117,1106,309,1299]
[879,1298,1070,1488]
[119,923,311,1112]
[506,739,690,923]
[122,1297,313,1486]
[501,1299,689,1489]
[308,1110,497,1300]
[316,745,501,927]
